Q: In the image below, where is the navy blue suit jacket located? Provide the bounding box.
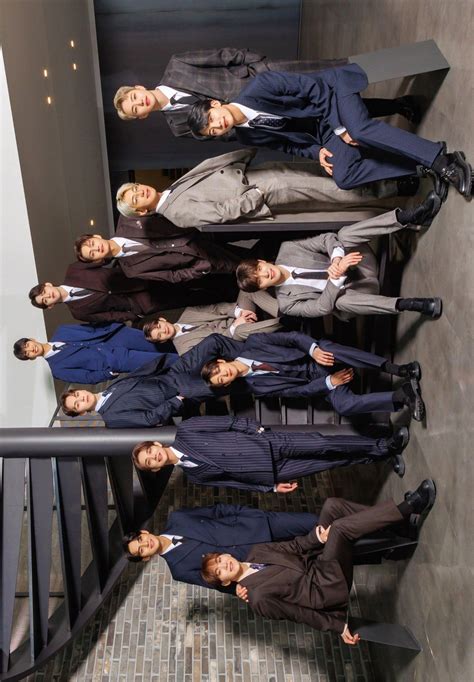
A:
[97,354,218,428]
[47,323,153,384]
[183,331,331,398]
[161,504,319,593]
[234,64,368,159]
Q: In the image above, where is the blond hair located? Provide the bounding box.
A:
[116,182,139,217]
[114,86,135,120]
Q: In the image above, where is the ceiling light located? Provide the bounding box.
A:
[72,63,77,71]
[70,40,75,48]
[43,69,48,78]
[90,219,95,226]
[46,96,52,105]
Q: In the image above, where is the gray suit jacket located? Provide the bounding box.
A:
[173,291,281,355]
[157,149,273,228]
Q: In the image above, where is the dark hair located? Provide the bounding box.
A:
[236,259,260,292]
[201,358,227,385]
[29,283,48,309]
[13,338,30,361]
[131,440,155,468]
[74,233,95,262]
[187,99,214,139]
[122,530,143,562]
[142,319,161,342]
[60,389,80,417]
[201,552,222,586]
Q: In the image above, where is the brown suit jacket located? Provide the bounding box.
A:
[241,532,348,634]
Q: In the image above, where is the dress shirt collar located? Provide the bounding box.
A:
[158,85,193,111]
[44,341,65,359]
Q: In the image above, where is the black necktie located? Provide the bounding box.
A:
[292,269,329,280]
[251,361,278,373]
[171,536,186,546]
[181,325,197,333]
[170,94,198,106]
[69,287,94,297]
[249,114,289,130]
[122,243,149,254]
[52,344,64,352]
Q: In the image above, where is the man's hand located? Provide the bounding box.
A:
[330,252,363,277]
[236,585,249,602]
[234,312,257,328]
[341,625,360,646]
[316,525,331,543]
[340,131,359,146]
[329,368,354,387]
[319,147,334,175]
[237,309,258,322]
[312,347,335,366]
[276,482,298,494]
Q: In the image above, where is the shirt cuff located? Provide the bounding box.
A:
[329,275,347,288]
[316,525,323,542]
[325,376,336,391]
[229,324,236,336]
[273,484,278,492]
[330,247,345,261]
[309,342,319,357]
[334,126,347,136]
[234,305,242,318]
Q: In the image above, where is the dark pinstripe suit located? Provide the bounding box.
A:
[171,416,390,492]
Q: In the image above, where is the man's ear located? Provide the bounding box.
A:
[92,233,102,238]
[221,579,231,586]
[47,304,54,310]
[134,85,146,90]
[216,359,226,366]
[152,441,162,447]
[136,208,148,216]
[142,556,151,562]
[210,99,222,109]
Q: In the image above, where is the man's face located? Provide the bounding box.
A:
[135,441,170,471]
[127,530,158,562]
[122,183,158,215]
[208,553,239,586]
[35,283,62,309]
[63,390,96,415]
[23,339,44,360]
[208,359,239,387]
[200,101,235,137]
[147,318,176,342]
[255,260,283,289]
[80,235,111,262]
[121,86,157,119]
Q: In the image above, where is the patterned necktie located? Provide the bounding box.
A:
[169,94,198,106]
[181,325,197,333]
[69,287,94,297]
[249,114,289,130]
[180,454,197,466]
[52,344,64,352]
[251,361,278,373]
[249,563,268,571]
[292,269,329,280]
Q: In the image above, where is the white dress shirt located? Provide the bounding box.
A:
[44,341,65,359]
[159,534,184,555]
[62,285,93,302]
[231,101,346,136]
[95,391,114,412]
[157,85,195,110]
[171,446,198,468]
[156,189,172,212]
[111,236,144,257]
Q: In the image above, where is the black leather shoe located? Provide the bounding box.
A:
[397,297,442,319]
[387,426,410,454]
[404,479,436,515]
[431,151,472,197]
[394,95,422,124]
[396,176,420,197]
[397,361,422,380]
[391,454,406,478]
[402,380,425,422]
[397,191,442,227]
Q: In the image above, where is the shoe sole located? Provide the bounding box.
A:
[453,151,472,197]
[409,361,422,381]
[430,298,443,319]
[410,378,425,421]
[422,479,437,513]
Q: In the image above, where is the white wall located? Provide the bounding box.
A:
[0,47,57,427]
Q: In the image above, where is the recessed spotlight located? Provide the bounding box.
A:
[70,40,75,48]
[89,219,95,226]
[43,69,48,78]
[72,63,77,71]
[46,96,52,105]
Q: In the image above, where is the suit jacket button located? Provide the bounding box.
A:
[236,169,241,174]
[171,243,175,247]
[108,290,112,294]
[220,170,224,174]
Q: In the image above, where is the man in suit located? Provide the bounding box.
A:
[201,480,436,643]
[123,504,320,594]
[113,47,351,137]
[131,415,410,492]
[143,291,281,355]
[115,149,408,229]
[28,261,238,324]
[237,206,443,319]
[13,322,177,384]
[197,331,425,422]
[60,353,216,428]
[188,64,471,197]
[74,222,249,283]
